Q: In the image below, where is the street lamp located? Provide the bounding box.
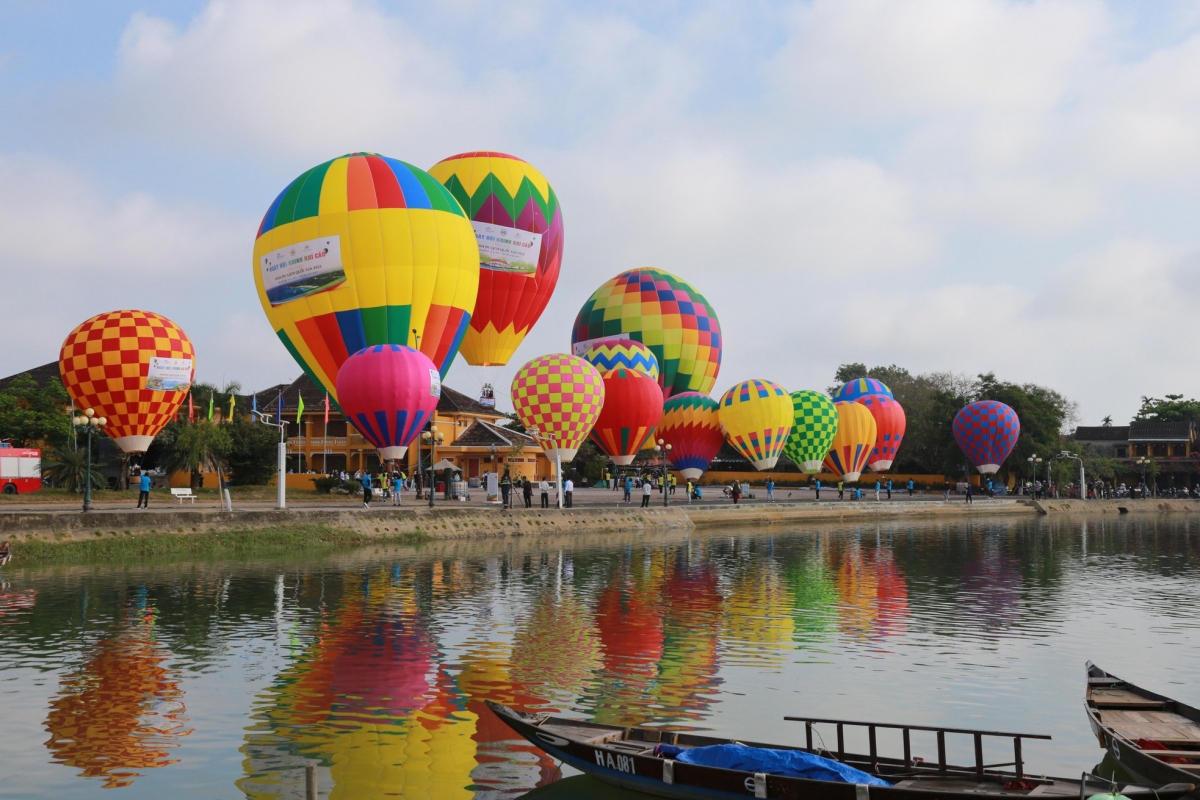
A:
[653,439,673,507]
[1059,450,1085,499]
[71,408,107,512]
[527,427,563,509]
[1026,454,1042,496]
[1136,456,1150,498]
[421,424,444,508]
[253,409,287,509]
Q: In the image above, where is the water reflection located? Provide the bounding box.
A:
[1,518,1199,799]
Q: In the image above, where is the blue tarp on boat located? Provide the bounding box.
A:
[656,743,892,787]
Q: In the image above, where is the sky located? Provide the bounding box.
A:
[4,0,1200,426]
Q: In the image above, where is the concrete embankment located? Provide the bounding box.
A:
[1032,498,1200,515]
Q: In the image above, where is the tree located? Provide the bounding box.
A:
[0,374,71,449]
[159,420,231,490]
[1101,415,1113,427]
[1133,394,1200,425]
[41,444,106,492]
[227,417,278,485]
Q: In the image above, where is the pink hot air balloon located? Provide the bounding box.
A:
[856,394,906,472]
[336,345,442,461]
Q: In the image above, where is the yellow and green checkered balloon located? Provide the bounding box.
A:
[511,353,605,464]
[782,390,838,473]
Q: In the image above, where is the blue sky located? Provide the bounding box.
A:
[4,0,1200,425]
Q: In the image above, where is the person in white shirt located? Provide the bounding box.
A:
[563,478,574,508]
[539,477,550,508]
[641,479,652,508]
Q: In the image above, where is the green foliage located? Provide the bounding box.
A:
[40,443,106,492]
[1133,394,1200,425]
[159,420,231,489]
[0,374,71,448]
[227,417,277,485]
[313,476,340,493]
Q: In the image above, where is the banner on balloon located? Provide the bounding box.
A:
[145,357,194,392]
[472,222,541,275]
[428,369,442,398]
[259,235,346,305]
[571,335,632,357]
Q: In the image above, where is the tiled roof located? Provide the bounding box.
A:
[1075,426,1130,441]
[0,361,63,392]
[453,420,535,448]
[256,375,501,417]
[1128,421,1194,441]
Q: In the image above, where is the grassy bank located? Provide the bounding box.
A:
[9,524,429,566]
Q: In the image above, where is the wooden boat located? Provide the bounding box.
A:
[1085,662,1200,790]
[489,701,1194,800]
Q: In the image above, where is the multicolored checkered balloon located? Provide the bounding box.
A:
[718,379,792,470]
[953,400,1020,475]
[58,310,195,453]
[782,390,838,473]
[659,392,723,479]
[571,267,721,400]
[832,378,892,403]
[581,340,659,383]
[511,354,605,463]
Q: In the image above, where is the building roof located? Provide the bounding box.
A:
[1075,426,1130,442]
[256,374,503,417]
[1128,421,1194,441]
[452,419,535,449]
[0,361,62,392]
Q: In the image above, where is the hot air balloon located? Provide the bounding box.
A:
[571,268,721,400]
[832,378,892,403]
[953,401,1020,474]
[58,310,195,453]
[580,340,659,382]
[590,367,663,465]
[252,153,479,405]
[823,401,877,482]
[511,354,604,463]
[335,345,441,461]
[658,392,723,480]
[717,380,792,470]
[782,390,838,473]
[427,152,563,368]
[857,393,907,472]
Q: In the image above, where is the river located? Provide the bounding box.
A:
[1,517,1198,799]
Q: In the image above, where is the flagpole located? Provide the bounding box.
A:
[323,393,329,477]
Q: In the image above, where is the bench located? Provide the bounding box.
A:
[171,488,196,504]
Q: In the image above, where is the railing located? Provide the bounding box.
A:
[783,715,1051,780]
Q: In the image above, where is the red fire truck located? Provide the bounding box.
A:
[0,444,41,494]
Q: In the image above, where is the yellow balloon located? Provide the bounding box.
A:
[823,401,878,482]
[717,380,793,470]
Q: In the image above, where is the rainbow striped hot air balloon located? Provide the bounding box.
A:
[823,401,877,482]
[832,378,893,403]
[718,380,793,471]
[581,340,659,382]
[658,392,724,480]
[782,390,839,473]
[252,153,479,405]
[428,152,563,367]
[571,268,721,400]
[857,394,907,473]
[335,345,441,461]
[511,354,604,463]
[953,401,1020,474]
[590,367,663,465]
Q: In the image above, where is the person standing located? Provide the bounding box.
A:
[965,483,973,504]
[943,481,950,501]
[641,478,652,507]
[137,471,151,509]
[875,479,881,501]
[731,480,742,505]
[500,468,512,509]
[539,477,550,508]
[686,479,694,504]
[669,474,676,495]
[766,477,775,502]
[361,472,373,508]
[563,477,574,508]
[815,479,821,501]
[887,480,892,500]
[522,477,533,508]
[907,479,913,497]
[391,471,402,505]
[623,475,633,504]
[837,480,844,501]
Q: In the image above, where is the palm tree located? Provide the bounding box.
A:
[159,420,231,490]
[41,444,106,492]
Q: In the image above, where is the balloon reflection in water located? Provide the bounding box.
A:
[652,547,724,719]
[958,544,1024,632]
[786,543,840,646]
[43,604,191,788]
[832,541,909,642]
[722,549,795,667]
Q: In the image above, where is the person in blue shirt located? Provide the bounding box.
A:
[137,471,151,508]
[887,479,893,500]
[765,477,775,502]
[874,479,881,501]
[814,479,821,501]
[361,472,373,508]
[907,479,914,497]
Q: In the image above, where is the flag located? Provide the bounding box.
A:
[324,394,329,424]
[296,393,305,422]
[275,392,282,422]
[188,393,194,423]
[207,393,214,421]
[228,395,235,422]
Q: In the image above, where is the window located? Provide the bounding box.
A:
[1135,444,1147,457]
[1153,444,1168,458]
[1115,446,1128,458]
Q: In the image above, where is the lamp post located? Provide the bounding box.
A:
[71,407,107,512]
[1026,454,1042,497]
[527,427,563,509]
[1136,456,1149,498]
[421,424,444,509]
[1059,451,1085,499]
[253,409,287,509]
[654,439,673,507]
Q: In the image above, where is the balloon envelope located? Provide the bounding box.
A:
[953,401,1020,475]
[581,340,659,383]
[590,367,664,465]
[253,152,479,405]
[782,390,839,474]
[58,310,195,453]
[659,392,724,480]
[335,345,441,461]
[857,394,906,472]
[823,402,877,482]
[428,152,563,367]
[571,268,721,400]
[832,378,892,403]
[718,380,793,471]
[511,354,605,463]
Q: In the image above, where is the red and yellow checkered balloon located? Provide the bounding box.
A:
[58,310,195,453]
[511,354,604,463]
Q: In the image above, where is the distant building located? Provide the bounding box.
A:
[1074,421,1197,489]
[1074,426,1130,458]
